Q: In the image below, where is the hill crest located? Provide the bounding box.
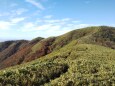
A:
[0,26,115,69]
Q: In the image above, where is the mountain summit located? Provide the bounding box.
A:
[0,26,115,85]
[0,26,115,69]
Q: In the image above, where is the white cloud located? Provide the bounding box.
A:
[20,17,91,38]
[11,17,25,23]
[0,15,91,37]
[72,20,80,23]
[45,24,90,36]
[20,22,36,32]
[0,8,27,19]
[0,21,13,30]
[0,17,25,30]
[35,24,53,30]
[35,24,64,32]
[10,8,28,17]
[61,18,71,22]
[67,24,74,27]
[44,15,53,19]
[26,0,45,10]
[15,8,28,15]
[44,19,60,23]
[37,18,73,24]
[24,22,35,28]
[72,24,91,29]
[0,15,90,39]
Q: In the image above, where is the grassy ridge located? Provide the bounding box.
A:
[0,26,115,70]
[0,40,115,85]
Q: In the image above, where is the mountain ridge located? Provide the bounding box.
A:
[0,26,115,85]
[0,26,115,69]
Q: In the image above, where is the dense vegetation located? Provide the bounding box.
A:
[0,41,115,85]
[0,26,115,86]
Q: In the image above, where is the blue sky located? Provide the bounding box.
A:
[0,0,115,41]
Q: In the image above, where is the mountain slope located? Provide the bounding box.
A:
[0,41,115,85]
[0,26,115,85]
[0,41,14,52]
[0,26,115,69]
[0,37,44,69]
[0,40,28,63]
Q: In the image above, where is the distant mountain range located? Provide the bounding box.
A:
[0,26,115,85]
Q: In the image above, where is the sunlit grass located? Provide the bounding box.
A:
[0,39,115,85]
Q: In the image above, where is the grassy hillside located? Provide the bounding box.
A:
[0,40,115,85]
[0,26,115,70]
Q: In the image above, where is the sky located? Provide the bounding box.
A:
[0,0,115,41]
